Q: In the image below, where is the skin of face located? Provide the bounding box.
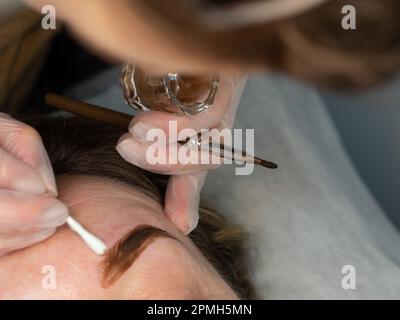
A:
[0,176,238,299]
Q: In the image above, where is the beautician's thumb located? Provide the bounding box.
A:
[164,171,207,234]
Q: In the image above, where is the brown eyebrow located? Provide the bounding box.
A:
[102,225,177,287]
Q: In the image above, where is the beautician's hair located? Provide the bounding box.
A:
[133,0,400,89]
[26,116,256,299]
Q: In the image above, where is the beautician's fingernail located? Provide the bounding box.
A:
[129,122,155,142]
[185,194,200,235]
[186,209,199,235]
[39,201,69,227]
[116,139,138,164]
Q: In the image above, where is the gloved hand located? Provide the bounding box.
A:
[0,114,69,257]
[116,75,246,234]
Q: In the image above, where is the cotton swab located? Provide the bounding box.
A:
[66,216,107,255]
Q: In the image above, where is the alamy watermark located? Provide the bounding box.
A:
[341,264,357,290]
[142,121,256,175]
[41,264,57,290]
[41,5,56,30]
[41,4,356,31]
[341,5,357,30]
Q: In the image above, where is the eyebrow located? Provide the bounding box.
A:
[102,225,177,287]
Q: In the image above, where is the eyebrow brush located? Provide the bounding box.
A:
[45,93,278,169]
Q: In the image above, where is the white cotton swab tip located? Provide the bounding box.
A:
[66,216,107,255]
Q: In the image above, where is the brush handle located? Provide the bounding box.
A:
[45,93,277,169]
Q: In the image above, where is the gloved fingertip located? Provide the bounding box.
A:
[42,178,58,197]
[36,149,59,197]
[13,174,47,195]
[166,204,199,235]
[165,175,202,235]
[183,206,200,235]
[30,227,58,243]
[129,121,155,142]
[116,137,137,164]
[44,187,58,197]
[39,201,69,227]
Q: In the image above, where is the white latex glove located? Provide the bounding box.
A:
[116,75,246,234]
[0,114,69,257]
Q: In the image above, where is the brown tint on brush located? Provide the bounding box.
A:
[102,225,177,287]
[44,93,278,170]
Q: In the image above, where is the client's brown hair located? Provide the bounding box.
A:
[26,116,256,299]
[134,0,400,89]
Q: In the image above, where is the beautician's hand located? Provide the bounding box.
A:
[0,114,69,256]
[24,0,235,74]
[116,75,246,234]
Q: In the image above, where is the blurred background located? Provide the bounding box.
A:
[1,2,399,230]
[323,82,400,228]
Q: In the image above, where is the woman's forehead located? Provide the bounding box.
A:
[0,175,237,299]
[56,175,174,247]
[0,176,189,298]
